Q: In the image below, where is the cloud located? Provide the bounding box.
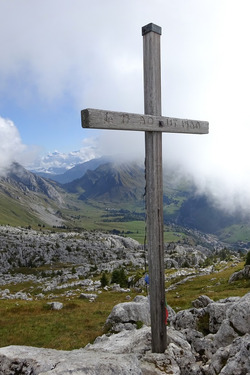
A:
[0,0,217,110]
[89,0,250,215]
[1,0,250,216]
[30,144,98,174]
[0,117,24,174]
[0,1,142,109]
[95,106,250,215]
[0,117,37,175]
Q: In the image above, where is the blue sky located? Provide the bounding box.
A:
[0,0,218,155]
[1,0,250,212]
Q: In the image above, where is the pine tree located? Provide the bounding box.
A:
[100,272,109,287]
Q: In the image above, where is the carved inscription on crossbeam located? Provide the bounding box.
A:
[82,108,209,134]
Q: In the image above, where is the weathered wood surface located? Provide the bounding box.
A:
[81,108,209,134]
[143,23,166,353]
[80,22,209,354]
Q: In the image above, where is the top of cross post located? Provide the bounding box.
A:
[142,23,162,36]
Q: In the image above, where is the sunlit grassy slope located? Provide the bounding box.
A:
[0,194,44,227]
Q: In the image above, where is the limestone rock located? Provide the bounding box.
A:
[226,292,250,335]
[179,327,215,360]
[213,318,238,347]
[206,334,250,375]
[0,290,32,301]
[79,293,97,301]
[229,265,250,283]
[166,328,201,373]
[192,295,213,308]
[165,243,208,268]
[1,292,250,374]
[205,301,233,333]
[0,346,69,375]
[0,226,143,274]
[0,327,200,375]
[173,307,205,331]
[48,302,63,310]
[0,345,141,375]
[166,303,176,323]
[105,295,150,331]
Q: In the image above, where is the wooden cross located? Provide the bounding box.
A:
[81,23,209,353]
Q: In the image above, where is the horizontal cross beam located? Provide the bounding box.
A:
[81,108,209,134]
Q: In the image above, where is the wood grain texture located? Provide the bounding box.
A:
[81,108,208,134]
[143,25,167,353]
[80,22,209,354]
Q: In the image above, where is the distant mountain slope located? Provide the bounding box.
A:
[176,195,248,234]
[64,162,145,202]
[0,163,65,227]
[1,160,250,245]
[6,163,63,202]
[63,160,250,240]
[34,157,111,184]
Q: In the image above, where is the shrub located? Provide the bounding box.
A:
[100,272,109,287]
[245,251,250,266]
[129,270,143,287]
[111,268,128,288]
[136,320,143,329]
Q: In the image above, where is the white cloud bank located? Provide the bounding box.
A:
[31,140,98,174]
[1,0,250,215]
[0,117,39,176]
[0,117,25,175]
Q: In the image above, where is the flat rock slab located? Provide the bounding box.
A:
[0,328,152,375]
[1,293,250,374]
[0,345,140,375]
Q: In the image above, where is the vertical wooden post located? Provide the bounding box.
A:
[82,21,208,354]
[142,23,166,353]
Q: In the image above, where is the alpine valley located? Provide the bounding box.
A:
[1,157,250,375]
[1,157,250,249]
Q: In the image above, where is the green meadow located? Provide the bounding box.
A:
[0,261,248,350]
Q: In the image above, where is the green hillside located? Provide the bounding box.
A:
[0,193,46,227]
[1,161,250,247]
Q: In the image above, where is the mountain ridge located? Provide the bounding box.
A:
[1,159,250,247]
[0,162,66,227]
[64,161,145,202]
[33,156,111,184]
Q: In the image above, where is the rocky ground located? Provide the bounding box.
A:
[0,224,238,302]
[0,225,143,272]
[0,224,231,274]
[0,293,250,374]
[0,225,249,374]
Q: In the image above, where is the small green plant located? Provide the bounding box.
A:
[111,268,128,288]
[100,272,109,287]
[129,270,143,287]
[245,251,250,266]
[197,312,210,335]
[136,320,143,329]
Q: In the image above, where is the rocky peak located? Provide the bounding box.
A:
[1,162,63,203]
